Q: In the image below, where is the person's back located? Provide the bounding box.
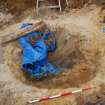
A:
[32,38,48,61]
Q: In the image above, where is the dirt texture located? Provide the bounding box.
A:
[0,0,104,27]
[0,1,105,105]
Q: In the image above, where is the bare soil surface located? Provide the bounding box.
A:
[0,5,105,105]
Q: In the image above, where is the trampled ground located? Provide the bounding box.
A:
[0,5,105,105]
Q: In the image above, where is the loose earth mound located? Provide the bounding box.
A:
[0,7,105,105]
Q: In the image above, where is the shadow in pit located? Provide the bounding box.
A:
[22,48,88,89]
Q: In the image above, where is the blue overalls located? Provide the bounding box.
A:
[18,22,59,78]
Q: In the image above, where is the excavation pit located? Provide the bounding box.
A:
[3,26,99,89]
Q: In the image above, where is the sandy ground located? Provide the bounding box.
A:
[0,5,105,105]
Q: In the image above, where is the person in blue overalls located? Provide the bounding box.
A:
[18,22,59,79]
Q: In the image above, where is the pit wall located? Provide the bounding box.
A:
[0,0,104,14]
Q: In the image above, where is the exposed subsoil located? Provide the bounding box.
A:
[0,4,105,105]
